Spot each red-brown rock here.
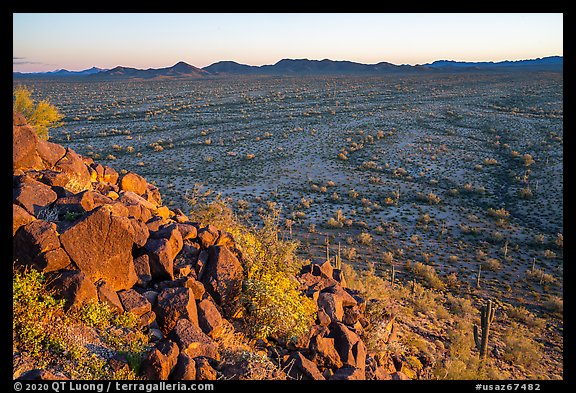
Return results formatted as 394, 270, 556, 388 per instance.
140, 340, 180, 380
134, 254, 152, 287
202, 246, 243, 317
317, 292, 344, 323
130, 217, 150, 247
168, 318, 219, 360
286, 352, 325, 380
36, 139, 67, 168
329, 366, 365, 380
13, 219, 70, 272
53, 190, 96, 215
310, 334, 343, 369
13, 203, 35, 235
171, 353, 196, 380
175, 223, 198, 241
13, 175, 58, 216
48, 270, 98, 311
53, 148, 92, 193
312, 260, 334, 279
197, 298, 224, 339
197, 225, 219, 249
119, 172, 148, 196
96, 281, 124, 313
328, 322, 366, 370
195, 357, 217, 380
59, 205, 138, 291
13, 113, 43, 171
155, 287, 199, 336
118, 289, 152, 317
144, 237, 176, 281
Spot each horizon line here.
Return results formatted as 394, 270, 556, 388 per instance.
13, 54, 563, 74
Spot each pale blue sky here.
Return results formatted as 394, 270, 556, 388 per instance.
13, 13, 563, 72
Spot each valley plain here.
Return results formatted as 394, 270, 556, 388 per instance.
16, 71, 563, 378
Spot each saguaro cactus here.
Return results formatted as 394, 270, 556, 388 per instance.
474, 299, 497, 359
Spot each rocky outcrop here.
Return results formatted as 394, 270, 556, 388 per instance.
12, 111, 405, 381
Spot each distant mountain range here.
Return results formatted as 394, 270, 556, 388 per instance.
13, 56, 562, 79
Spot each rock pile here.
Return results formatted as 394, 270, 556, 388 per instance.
12, 112, 409, 380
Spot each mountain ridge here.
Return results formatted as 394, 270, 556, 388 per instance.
13, 56, 563, 79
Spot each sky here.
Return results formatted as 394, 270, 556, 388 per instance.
13, 13, 563, 72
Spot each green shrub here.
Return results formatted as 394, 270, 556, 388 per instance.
13, 268, 65, 356
13, 85, 64, 140
188, 198, 316, 343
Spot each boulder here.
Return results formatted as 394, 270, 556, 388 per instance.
195, 357, 217, 381
119, 172, 148, 196
328, 322, 366, 370
175, 223, 197, 241
13, 203, 35, 235
202, 246, 243, 317
48, 270, 98, 311
119, 191, 156, 216
168, 318, 219, 360
13, 219, 70, 272
144, 237, 176, 281
317, 292, 344, 323
286, 352, 325, 380
317, 309, 331, 326
150, 224, 183, 257
53, 148, 92, 193
36, 139, 67, 169
140, 340, 180, 380
329, 366, 365, 380
155, 287, 199, 336
146, 216, 169, 232
311, 260, 334, 279
96, 281, 124, 313
197, 225, 219, 249
39, 170, 70, 188
171, 353, 196, 380
297, 272, 339, 293
118, 289, 152, 317
13, 175, 57, 216
134, 254, 152, 288
310, 334, 343, 369
140, 311, 157, 328
59, 205, 138, 291
156, 206, 171, 220
322, 285, 358, 307
195, 250, 209, 280
53, 190, 96, 215
343, 305, 362, 326
197, 298, 224, 338
13, 113, 43, 171
130, 217, 150, 247
214, 231, 235, 248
